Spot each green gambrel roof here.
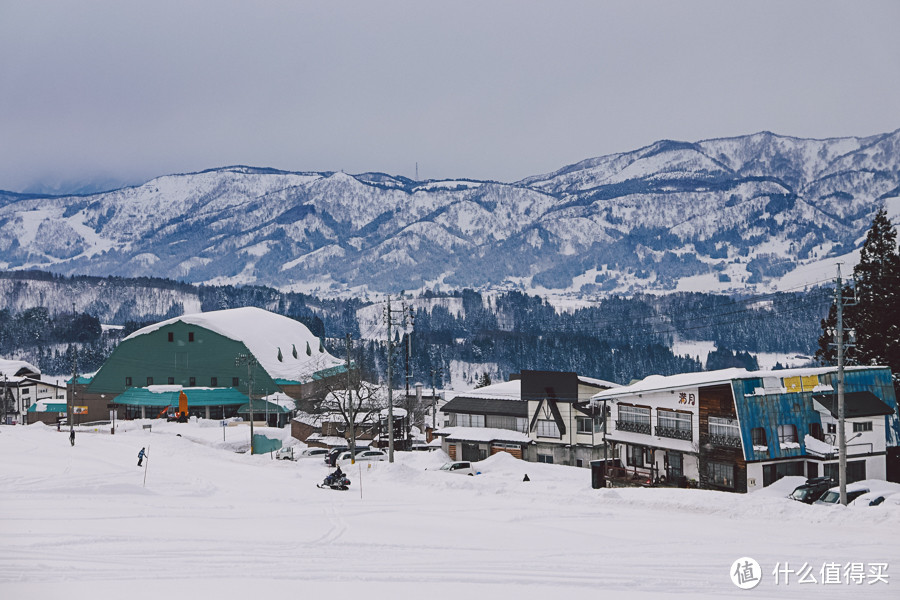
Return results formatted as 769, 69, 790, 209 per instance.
114, 387, 249, 407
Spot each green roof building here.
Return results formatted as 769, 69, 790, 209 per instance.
78, 307, 346, 421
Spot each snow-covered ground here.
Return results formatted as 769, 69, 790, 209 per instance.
1, 422, 898, 599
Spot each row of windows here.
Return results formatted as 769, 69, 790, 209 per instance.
448, 413, 529, 432
125, 376, 240, 388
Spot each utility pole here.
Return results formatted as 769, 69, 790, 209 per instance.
430, 366, 442, 430
386, 296, 395, 462
405, 333, 411, 401
235, 354, 257, 454
384, 296, 411, 462
346, 333, 356, 458
69, 301, 77, 446
70, 345, 77, 447
833, 264, 856, 506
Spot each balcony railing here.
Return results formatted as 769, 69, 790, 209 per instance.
656, 426, 692, 441
616, 419, 651, 435
709, 433, 742, 448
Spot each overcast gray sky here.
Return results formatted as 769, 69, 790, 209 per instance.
1, 0, 898, 193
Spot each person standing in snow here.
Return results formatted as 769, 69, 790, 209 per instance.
137, 447, 146, 467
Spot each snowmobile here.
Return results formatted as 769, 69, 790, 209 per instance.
318, 472, 351, 491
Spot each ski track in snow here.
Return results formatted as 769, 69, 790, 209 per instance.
1, 422, 897, 600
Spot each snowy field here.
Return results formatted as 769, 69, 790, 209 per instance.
2, 422, 898, 600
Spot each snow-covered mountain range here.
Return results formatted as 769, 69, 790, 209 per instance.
1, 130, 898, 295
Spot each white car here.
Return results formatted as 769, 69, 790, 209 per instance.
438, 461, 478, 476
813, 484, 870, 506
275, 446, 296, 460
298, 447, 329, 459
337, 449, 387, 466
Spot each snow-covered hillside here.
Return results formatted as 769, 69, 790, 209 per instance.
1, 130, 898, 295
1, 422, 897, 599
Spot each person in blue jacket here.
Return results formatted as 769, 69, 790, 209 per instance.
137, 447, 146, 467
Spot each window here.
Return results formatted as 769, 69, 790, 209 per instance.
486, 415, 525, 431
666, 451, 683, 478
707, 461, 735, 488
751, 427, 767, 446
576, 416, 594, 434
167, 377, 175, 385
537, 454, 554, 464
232, 377, 240, 387
709, 416, 741, 447
853, 421, 872, 433
188, 332, 195, 342
617, 404, 651, 434
537, 419, 561, 438
777, 424, 798, 444
763, 461, 804, 487
210, 377, 218, 387
189, 377, 196, 387
146, 377, 153, 386
168, 332, 174, 342
457, 413, 485, 428
824, 460, 866, 484
657, 409, 691, 440
125, 377, 132, 387
809, 422, 823, 441
626, 444, 645, 467
22, 388, 30, 395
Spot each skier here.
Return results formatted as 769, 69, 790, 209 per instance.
137, 447, 146, 467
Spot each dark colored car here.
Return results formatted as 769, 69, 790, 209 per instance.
789, 477, 834, 504
324, 445, 369, 467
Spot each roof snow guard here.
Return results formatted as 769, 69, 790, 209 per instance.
124, 307, 343, 383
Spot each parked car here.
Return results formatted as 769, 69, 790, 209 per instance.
324, 445, 369, 467
789, 477, 834, 504
438, 461, 477, 476
813, 484, 870, 506
337, 448, 387, 466
298, 447, 329, 459
275, 446, 295, 460
848, 489, 900, 507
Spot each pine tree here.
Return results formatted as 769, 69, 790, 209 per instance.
817, 207, 900, 391
853, 207, 900, 377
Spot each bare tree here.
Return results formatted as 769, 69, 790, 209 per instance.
318, 377, 387, 457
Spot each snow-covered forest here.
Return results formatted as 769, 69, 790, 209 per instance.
0, 271, 828, 383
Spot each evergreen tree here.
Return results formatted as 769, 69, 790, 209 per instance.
853, 207, 900, 378
816, 207, 900, 391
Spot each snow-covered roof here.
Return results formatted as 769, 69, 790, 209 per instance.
454, 380, 521, 401
0, 359, 40, 379
803, 434, 837, 457
577, 375, 620, 389
304, 434, 370, 448
262, 391, 297, 413
124, 307, 343, 381
591, 365, 881, 401
435, 426, 531, 444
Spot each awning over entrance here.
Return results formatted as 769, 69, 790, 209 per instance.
113, 387, 249, 408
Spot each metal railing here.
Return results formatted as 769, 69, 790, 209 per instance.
656, 425, 692, 441
616, 419, 651, 435
709, 433, 742, 448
